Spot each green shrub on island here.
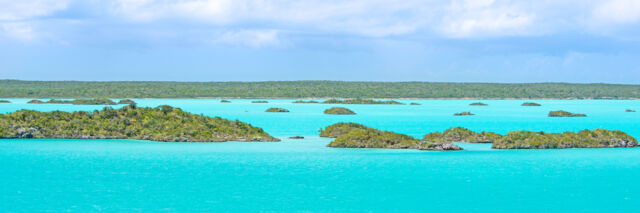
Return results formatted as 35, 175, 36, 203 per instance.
220, 100, 231, 103
265, 107, 289, 112
322, 99, 404, 105
0, 100, 10, 103
293, 100, 319, 104
522, 102, 541, 106
409, 102, 421, 105
454, 112, 474, 116
27, 98, 117, 105
324, 107, 356, 115
422, 127, 502, 143
320, 123, 462, 151
548, 110, 586, 117
492, 129, 638, 149
252, 100, 268, 103
0, 105, 279, 142
470, 102, 488, 106
117, 99, 136, 105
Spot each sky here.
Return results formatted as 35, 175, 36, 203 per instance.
1, 0, 640, 83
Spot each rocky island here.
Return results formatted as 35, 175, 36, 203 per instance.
470, 102, 488, 106
265, 107, 289, 112
220, 100, 231, 103
454, 112, 474, 116
293, 100, 319, 104
322, 99, 404, 105
0, 104, 279, 142
423, 127, 502, 143
26, 98, 133, 105
492, 129, 638, 149
548, 110, 586, 117
320, 123, 462, 151
324, 107, 356, 115
522, 102, 541, 106
409, 102, 421, 105
252, 100, 268, 103
0, 100, 10, 103
626, 109, 636, 112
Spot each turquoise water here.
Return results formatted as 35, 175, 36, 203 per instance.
1, 99, 640, 212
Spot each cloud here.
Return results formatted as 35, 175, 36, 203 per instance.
592, 0, 640, 24
0, 22, 37, 41
212, 29, 281, 47
0, 0, 70, 21
438, 0, 536, 38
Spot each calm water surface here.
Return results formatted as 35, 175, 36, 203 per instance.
1, 99, 639, 212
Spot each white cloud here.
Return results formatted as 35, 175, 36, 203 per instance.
439, 0, 536, 38
592, 0, 640, 24
212, 29, 281, 47
0, 0, 70, 21
0, 22, 37, 41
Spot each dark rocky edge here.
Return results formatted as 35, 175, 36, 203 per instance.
0, 104, 279, 142
423, 127, 501, 143
454, 112, 474, 116
409, 102, 421, 105
522, 102, 541, 106
117, 99, 136, 105
265, 107, 290, 112
27, 98, 123, 105
324, 107, 356, 115
322, 99, 404, 105
289, 136, 304, 139
220, 100, 231, 103
252, 100, 268, 103
626, 109, 636, 112
548, 110, 586, 117
320, 123, 462, 151
470, 102, 488, 106
492, 129, 638, 149
0, 100, 10, 103
293, 100, 319, 104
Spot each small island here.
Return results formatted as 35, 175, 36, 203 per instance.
423, 127, 501, 143
293, 100, 319, 104
492, 129, 638, 149
251, 100, 268, 103
320, 123, 462, 151
454, 112, 474, 116
409, 102, 421, 105
0, 104, 279, 142
220, 100, 231, 103
626, 109, 636, 112
0, 100, 10, 103
117, 99, 136, 105
289, 136, 304, 139
522, 102, 541, 106
265, 107, 289, 112
470, 102, 488, 106
322, 99, 404, 105
324, 107, 356, 115
26, 98, 122, 105
548, 110, 586, 117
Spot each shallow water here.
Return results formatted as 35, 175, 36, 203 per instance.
1, 99, 639, 212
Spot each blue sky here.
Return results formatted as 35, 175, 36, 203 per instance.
1, 0, 640, 83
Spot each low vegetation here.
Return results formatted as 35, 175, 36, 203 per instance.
26, 98, 122, 105
252, 100, 268, 103
320, 123, 462, 151
0, 100, 9, 103
548, 110, 586, 117
3, 80, 640, 99
0, 104, 279, 142
324, 107, 356, 115
117, 99, 136, 105
293, 100, 319, 104
265, 107, 289, 112
470, 102, 488, 106
220, 100, 231, 103
409, 102, 421, 105
493, 129, 638, 149
322, 99, 404, 105
522, 102, 541, 106
422, 127, 501, 143
454, 112, 474, 116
